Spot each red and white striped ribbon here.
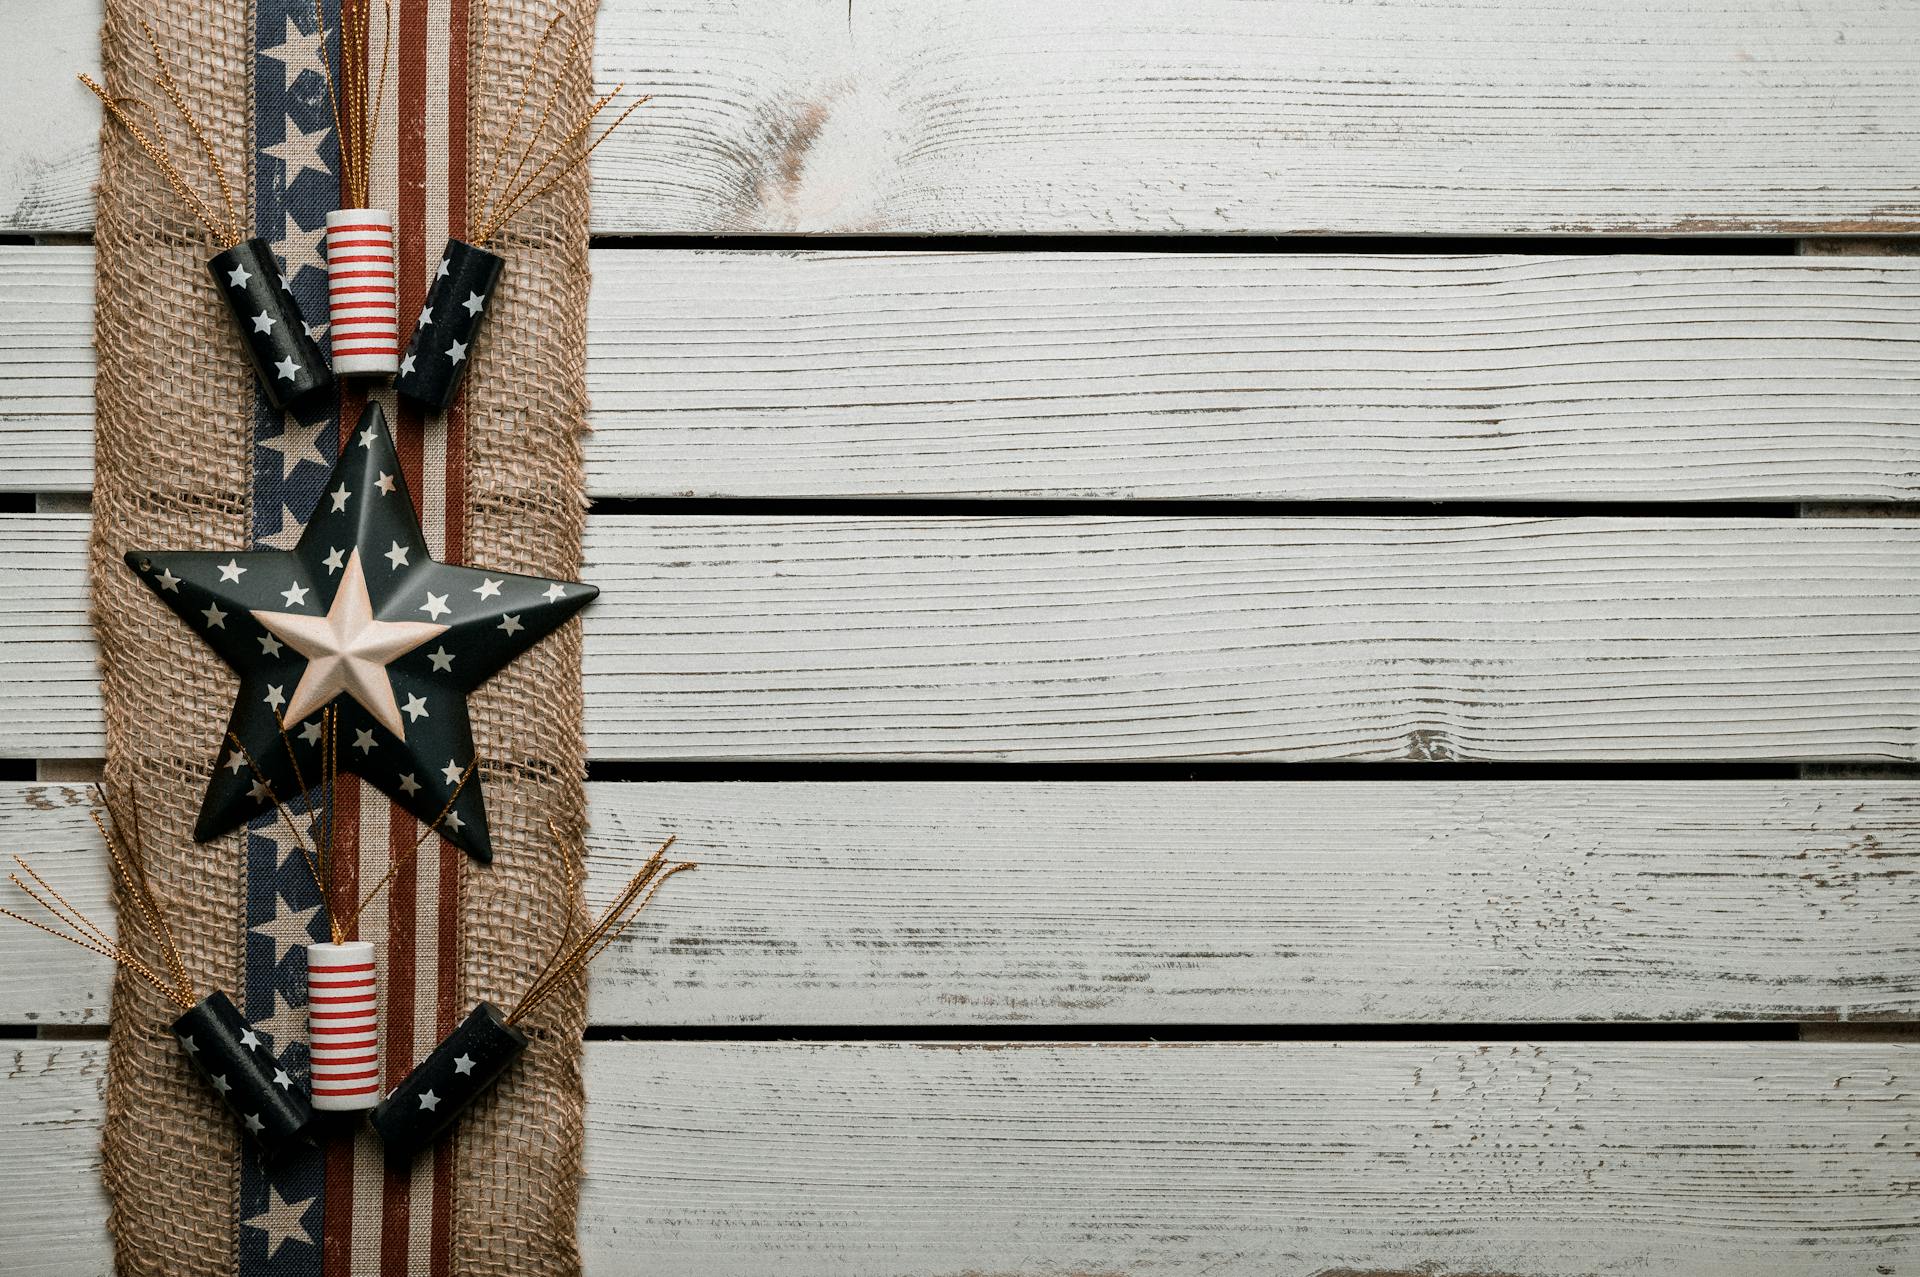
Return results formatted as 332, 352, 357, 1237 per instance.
306, 941, 381, 1111
326, 208, 401, 374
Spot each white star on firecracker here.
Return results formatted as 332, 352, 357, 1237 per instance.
417, 305, 433, 327
274, 355, 301, 382
227, 263, 252, 288
462, 291, 486, 316
180, 1034, 198, 1053
240, 1028, 262, 1051
447, 339, 468, 365
399, 353, 416, 375
266, 119, 333, 184
244, 1112, 265, 1133
273, 1069, 294, 1090
453, 1054, 475, 1076
436, 257, 451, 279
126, 404, 598, 861
219, 559, 246, 583
252, 311, 276, 335
419, 1089, 441, 1111
243, 1183, 316, 1259
212, 1073, 232, 1094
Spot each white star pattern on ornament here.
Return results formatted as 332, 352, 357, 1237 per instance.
443, 810, 465, 833
441, 759, 466, 787
402, 693, 429, 723
240, 1028, 262, 1051
376, 472, 397, 496
462, 291, 486, 316
299, 719, 324, 745
453, 1054, 475, 1075
243, 1183, 316, 1260
330, 484, 351, 512
248, 778, 272, 803
259, 634, 284, 657
447, 339, 468, 365
225, 751, 249, 775
436, 257, 451, 279
274, 354, 301, 382
264, 685, 286, 711
421, 592, 450, 620
266, 119, 333, 184
475, 577, 502, 599
323, 547, 345, 574
202, 603, 228, 629
419, 1089, 441, 1111
397, 773, 420, 796
251, 550, 449, 737
281, 582, 310, 607
385, 541, 411, 570
498, 614, 523, 636
156, 567, 180, 592
543, 583, 566, 603
212, 1073, 232, 1094
359, 424, 380, 449
428, 646, 454, 672
219, 559, 247, 582
400, 353, 416, 375
227, 263, 252, 288
252, 311, 277, 335
353, 728, 377, 754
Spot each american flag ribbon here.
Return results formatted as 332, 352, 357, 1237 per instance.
247, 0, 470, 1271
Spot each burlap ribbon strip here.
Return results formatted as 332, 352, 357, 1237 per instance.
91, 3, 595, 1273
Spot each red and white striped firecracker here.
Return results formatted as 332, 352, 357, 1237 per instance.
325, 208, 400, 375
306, 940, 380, 1111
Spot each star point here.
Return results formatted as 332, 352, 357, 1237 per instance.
156, 567, 180, 592
219, 558, 246, 583
251, 311, 277, 335
376, 472, 397, 496
280, 582, 310, 607
453, 1054, 475, 1075
202, 602, 228, 630
274, 354, 301, 382
385, 541, 411, 570
462, 291, 486, 316
322, 547, 345, 574
353, 728, 377, 754
330, 483, 351, 512
419, 1089, 441, 1111
447, 339, 468, 365
401, 693, 429, 723
475, 577, 502, 599
226, 263, 252, 288
420, 592, 450, 620
427, 646, 454, 672
498, 614, 523, 636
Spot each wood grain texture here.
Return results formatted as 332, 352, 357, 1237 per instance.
9, 1, 1920, 234
15, 247, 1920, 499
5, 1040, 1917, 1276
5, 780, 1918, 1026
9, 514, 1920, 761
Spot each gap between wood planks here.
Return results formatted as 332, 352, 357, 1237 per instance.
7, 233, 1912, 1049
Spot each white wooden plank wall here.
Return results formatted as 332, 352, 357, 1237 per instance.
1, 1, 1916, 1273
7, 0, 1920, 234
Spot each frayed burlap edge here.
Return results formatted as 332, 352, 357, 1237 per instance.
91, 3, 255, 1275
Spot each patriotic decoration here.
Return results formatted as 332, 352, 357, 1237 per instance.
123, 401, 598, 863
325, 210, 402, 374
369, 1001, 527, 1161
305, 941, 381, 1111
210, 240, 336, 409
174, 990, 316, 1153
396, 238, 502, 411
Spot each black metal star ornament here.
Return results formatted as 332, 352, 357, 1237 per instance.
124, 402, 596, 862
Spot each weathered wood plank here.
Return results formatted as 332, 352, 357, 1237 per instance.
10, 0, 1920, 235
5, 1040, 1917, 1275
5, 780, 1917, 1026
15, 247, 1920, 500
8, 514, 1920, 761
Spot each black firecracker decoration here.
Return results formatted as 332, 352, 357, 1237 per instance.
123, 401, 598, 861
369, 1001, 528, 1162
173, 990, 314, 1156
396, 238, 503, 412
208, 239, 334, 409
